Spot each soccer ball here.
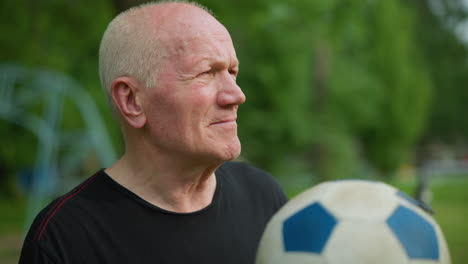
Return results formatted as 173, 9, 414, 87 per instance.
256, 180, 451, 264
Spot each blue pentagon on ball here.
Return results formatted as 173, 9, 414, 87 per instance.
386, 205, 439, 260
282, 202, 337, 253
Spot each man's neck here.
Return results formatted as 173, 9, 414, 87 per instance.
105, 152, 220, 213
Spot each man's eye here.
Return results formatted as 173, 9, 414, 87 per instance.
198, 71, 212, 78
229, 70, 238, 79
199, 70, 212, 76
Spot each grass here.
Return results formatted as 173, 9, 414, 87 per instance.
429, 179, 468, 264
0, 198, 26, 235
0, 198, 26, 264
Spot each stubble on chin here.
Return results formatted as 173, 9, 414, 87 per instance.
222, 137, 242, 161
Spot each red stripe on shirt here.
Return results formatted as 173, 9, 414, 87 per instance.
33, 195, 66, 240
36, 173, 99, 241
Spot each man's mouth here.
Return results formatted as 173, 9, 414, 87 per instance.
210, 117, 237, 126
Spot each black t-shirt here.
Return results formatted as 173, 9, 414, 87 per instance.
19, 161, 288, 264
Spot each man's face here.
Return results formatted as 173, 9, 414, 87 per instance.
140, 16, 246, 163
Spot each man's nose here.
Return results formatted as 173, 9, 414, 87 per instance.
216, 71, 246, 107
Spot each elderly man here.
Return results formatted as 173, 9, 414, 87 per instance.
19, 1, 287, 264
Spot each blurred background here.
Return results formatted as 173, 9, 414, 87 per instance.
1, 0, 468, 263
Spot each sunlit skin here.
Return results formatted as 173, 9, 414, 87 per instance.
105, 3, 245, 213
145, 18, 244, 164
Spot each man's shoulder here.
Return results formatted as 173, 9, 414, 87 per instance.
24, 171, 106, 243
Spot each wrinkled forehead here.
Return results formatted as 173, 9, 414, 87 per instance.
163, 11, 234, 54
151, 4, 230, 43
167, 30, 235, 58
161, 19, 237, 71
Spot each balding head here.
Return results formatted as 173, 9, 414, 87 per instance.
98, 1, 217, 108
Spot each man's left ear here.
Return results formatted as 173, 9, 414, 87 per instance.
110, 77, 147, 128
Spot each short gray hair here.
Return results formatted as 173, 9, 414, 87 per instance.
98, 0, 213, 109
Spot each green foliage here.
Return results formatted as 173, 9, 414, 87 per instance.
409, 0, 468, 143
200, 0, 434, 180
2, 0, 468, 193
0, 0, 122, 193
200, 0, 319, 171
363, 1, 432, 173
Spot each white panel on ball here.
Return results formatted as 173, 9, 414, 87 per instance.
321, 181, 399, 221
324, 221, 407, 264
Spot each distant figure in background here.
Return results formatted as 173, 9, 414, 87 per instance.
19, 1, 287, 264
415, 171, 432, 206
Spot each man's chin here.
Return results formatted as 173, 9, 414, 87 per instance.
200, 138, 241, 162
221, 142, 241, 161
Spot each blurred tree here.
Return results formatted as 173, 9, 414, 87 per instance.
409, 0, 468, 152
2, 0, 468, 197
358, 0, 432, 174
0, 0, 119, 196
199, 0, 322, 180
111, 0, 146, 12
201, 0, 433, 180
